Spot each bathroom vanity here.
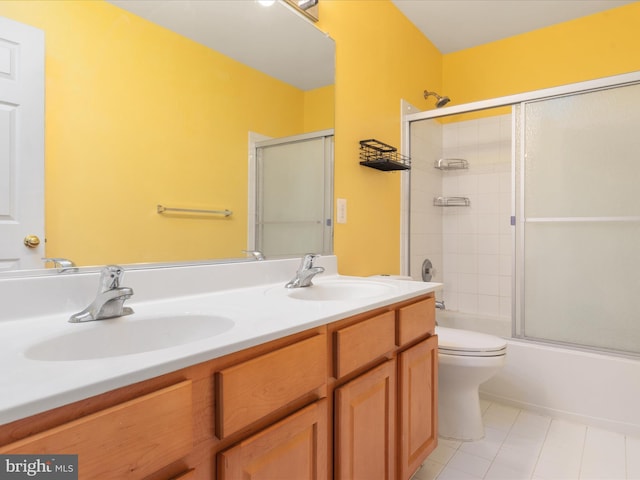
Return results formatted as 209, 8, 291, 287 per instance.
0, 257, 440, 479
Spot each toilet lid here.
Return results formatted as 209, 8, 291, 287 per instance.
436, 326, 507, 357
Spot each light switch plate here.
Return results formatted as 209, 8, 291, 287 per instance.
337, 198, 347, 224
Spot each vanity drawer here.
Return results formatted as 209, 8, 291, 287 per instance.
216, 333, 327, 438
334, 311, 395, 378
0, 381, 193, 480
397, 296, 435, 346
218, 399, 328, 480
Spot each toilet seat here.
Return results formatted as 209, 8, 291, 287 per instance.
436, 326, 507, 357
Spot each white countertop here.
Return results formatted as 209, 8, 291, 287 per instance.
0, 256, 440, 426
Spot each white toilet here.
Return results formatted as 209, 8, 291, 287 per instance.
436, 325, 507, 441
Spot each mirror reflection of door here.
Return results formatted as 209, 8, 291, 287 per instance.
0, 18, 45, 271
254, 131, 333, 258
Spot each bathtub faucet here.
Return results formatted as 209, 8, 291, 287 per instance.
435, 300, 446, 310
285, 254, 325, 288
69, 265, 134, 323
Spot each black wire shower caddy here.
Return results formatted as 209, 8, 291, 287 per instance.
359, 139, 411, 171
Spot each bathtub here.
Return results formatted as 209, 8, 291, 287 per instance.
437, 310, 640, 437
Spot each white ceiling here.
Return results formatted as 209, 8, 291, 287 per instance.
391, 0, 635, 54
107, 0, 334, 91
106, 0, 633, 90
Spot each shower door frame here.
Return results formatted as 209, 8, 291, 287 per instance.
248, 129, 334, 258
401, 70, 640, 343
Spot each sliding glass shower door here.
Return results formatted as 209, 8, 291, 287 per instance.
255, 132, 334, 258
515, 82, 640, 354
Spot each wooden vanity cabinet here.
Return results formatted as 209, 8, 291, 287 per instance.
332, 293, 438, 480
0, 327, 327, 480
0, 294, 437, 480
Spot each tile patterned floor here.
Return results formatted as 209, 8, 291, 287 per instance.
413, 400, 640, 480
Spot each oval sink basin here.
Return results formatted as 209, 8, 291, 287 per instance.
25, 314, 235, 361
284, 280, 394, 301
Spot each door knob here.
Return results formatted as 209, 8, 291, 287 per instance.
24, 235, 41, 248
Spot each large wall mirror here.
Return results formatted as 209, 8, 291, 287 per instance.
0, 0, 335, 275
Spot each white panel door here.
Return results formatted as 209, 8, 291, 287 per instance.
0, 17, 45, 271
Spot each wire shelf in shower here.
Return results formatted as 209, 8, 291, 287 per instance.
434, 158, 469, 170
433, 196, 471, 207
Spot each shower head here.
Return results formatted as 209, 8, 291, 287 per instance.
424, 90, 451, 108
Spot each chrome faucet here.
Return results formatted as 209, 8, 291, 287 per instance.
243, 250, 265, 261
43, 257, 78, 273
285, 254, 325, 288
69, 265, 134, 323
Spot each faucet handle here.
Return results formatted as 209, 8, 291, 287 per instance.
99, 265, 126, 292
300, 253, 320, 269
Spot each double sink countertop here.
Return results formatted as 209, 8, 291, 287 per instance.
0, 256, 440, 425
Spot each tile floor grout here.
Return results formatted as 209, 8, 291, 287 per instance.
412, 399, 640, 480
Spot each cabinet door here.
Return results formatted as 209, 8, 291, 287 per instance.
218, 400, 327, 480
398, 335, 438, 480
335, 360, 396, 480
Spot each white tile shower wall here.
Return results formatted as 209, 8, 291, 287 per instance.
409, 119, 443, 284
439, 114, 512, 319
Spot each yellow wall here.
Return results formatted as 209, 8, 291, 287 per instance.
0, 1, 326, 266
5, 0, 639, 275
317, 0, 442, 275
304, 84, 335, 132
443, 2, 640, 104
322, 0, 640, 275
